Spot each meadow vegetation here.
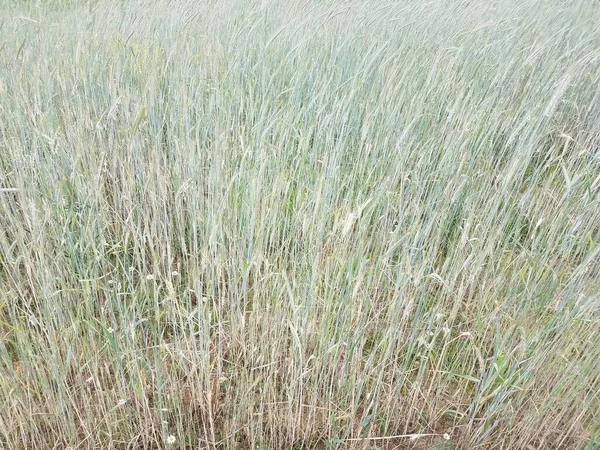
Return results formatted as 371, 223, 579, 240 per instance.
1, 0, 599, 449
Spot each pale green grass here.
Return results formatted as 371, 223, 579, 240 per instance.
0, 0, 599, 449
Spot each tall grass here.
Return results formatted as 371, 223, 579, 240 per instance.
1, 0, 599, 449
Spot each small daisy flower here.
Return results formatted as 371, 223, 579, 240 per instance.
146, 274, 155, 281
107, 327, 114, 333
166, 434, 176, 445
443, 433, 451, 440
171, 270, 179, 277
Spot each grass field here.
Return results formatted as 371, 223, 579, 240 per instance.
1, 0, 600, 449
